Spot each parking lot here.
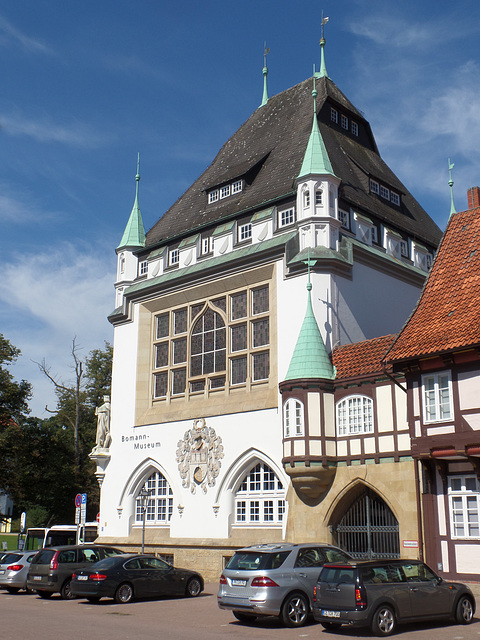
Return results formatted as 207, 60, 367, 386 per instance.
1, 583, 480, 640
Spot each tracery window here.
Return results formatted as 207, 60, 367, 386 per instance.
153, 285, 269, 399
135, 472, 173, 525
235, 463, 286, 526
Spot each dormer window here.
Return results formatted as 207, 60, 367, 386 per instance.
330, 108, 338, 124
208, 190, 219, 204
201, 236, 213, 255
351, 121, 358, 136
370, 179, 379, 195
390, 191, 400, 206
238, 222, 252, 242
220, 185, 231, 199
338, 209, 349, 230
380, 185, 390, 201
279, 207, 295, 228
139, 260, 148, 276
169, 248, 179, 266
232, 180, 243, 194
341, 114, 348, 130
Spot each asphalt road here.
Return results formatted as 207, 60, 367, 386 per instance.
1, 584, 479, 640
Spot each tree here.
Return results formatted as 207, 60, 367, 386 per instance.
0, 334, 31, 429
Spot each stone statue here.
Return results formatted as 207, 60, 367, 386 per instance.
93, 395, 111, 451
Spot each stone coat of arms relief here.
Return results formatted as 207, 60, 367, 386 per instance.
176, 418, 224, 494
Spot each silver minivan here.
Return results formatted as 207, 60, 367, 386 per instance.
217, 543, 351, 627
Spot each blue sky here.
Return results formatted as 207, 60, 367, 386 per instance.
1, 0, 479, 416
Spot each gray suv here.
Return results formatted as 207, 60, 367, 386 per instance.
217, 543, 351, 627
27, 544, 124, 599
312, 559, 475, 636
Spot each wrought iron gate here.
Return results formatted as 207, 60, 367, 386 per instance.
335, 488, 400, 559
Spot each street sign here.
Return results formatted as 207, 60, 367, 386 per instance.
20, 511, 27, 533
80, 493, 87, 524
75, 493, 82, 508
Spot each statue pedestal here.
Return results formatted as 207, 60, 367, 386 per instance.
89, 448, 111, 487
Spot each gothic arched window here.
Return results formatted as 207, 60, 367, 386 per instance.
235, 463, 286, 525
190, 307, 226, 378
135, 471, 173, 525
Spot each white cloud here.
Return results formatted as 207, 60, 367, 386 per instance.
0, 190, 50, 224
0, 243, 115, 416
0, 14, 52, 55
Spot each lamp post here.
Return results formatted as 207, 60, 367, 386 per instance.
139, 487, 149, 553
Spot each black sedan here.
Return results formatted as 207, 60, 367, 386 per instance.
71, 553, 203, 603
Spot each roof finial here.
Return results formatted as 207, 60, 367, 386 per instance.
117, 153, 146, 250
305, 248, 315, 292
319, 12, 329, 79
260, 43, 270, 108
312, 69, 317, 115
448, 158, 456, 218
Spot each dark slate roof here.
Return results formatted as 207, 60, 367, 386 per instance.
145, 75, 443, 250
385, 197, 480, 363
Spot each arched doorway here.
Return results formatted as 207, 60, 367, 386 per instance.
333, 488, 399, 559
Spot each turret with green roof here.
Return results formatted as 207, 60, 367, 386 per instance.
117, 154, 146, 250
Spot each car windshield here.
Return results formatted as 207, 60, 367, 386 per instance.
319, 566, 355, 584
0, 553, 22, 565
30, 549, 55, 565
226, 550, 291, 571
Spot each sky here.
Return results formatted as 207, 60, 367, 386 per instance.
1, 0, 479, 417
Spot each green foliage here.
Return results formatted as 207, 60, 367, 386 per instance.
0, 339, 112, 524
0, 334, 31, 429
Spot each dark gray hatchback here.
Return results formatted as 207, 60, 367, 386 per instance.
27, 544, 124, 599
312, 559, 475, 636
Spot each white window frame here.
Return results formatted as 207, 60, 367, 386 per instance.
330, 108, 338, 124
315, 190, 323, 206
380, 185, 390, 201
422, 371, 453, 423
304, 190, 310, 208
370, 179, 379, 195
234, 462, 286, 527
232, 180, 243, 194
400, 240, 408, 257
278, 207, 295, 228
283, 398, 304, 437
135, 472, 173, 526
201, 237, 213, 255
208, 190, 219, 204
448, 475, 480, 539
336, 395, 374, 436
351, 121, 358, 136
390, 191, 400, 206
341, 114, 349, 130
238, 222, 252, 242
220, 185, 231, 199
169, 248, 179, 266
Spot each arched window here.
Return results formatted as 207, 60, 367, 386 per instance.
135, 471, 173, 525
283, 398, 304, 437
315, 189, 323, 206
235, 463, 286, 526
119, 253, 125, 274
190, 307, 226, 379
303, 190, 310, 208
336, 395, 373, 435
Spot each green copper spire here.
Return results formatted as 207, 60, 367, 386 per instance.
284, 258, 336, 381
448, 158, 457, 218
319, 13, 329, 79
117, 153, 146, 250
297, 74, 336, 179
260, 43, 269, 108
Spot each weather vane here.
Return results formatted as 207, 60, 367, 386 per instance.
264, 42, 270, 66
320, 11, 329, 42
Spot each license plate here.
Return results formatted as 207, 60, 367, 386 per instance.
77, 575, 88, 581
231, 579, 247, 587
322, 610, 340, 618
33, 576, 42, 581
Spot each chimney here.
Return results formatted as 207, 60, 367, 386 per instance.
467, 187, 480, 210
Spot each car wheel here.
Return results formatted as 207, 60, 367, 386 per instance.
87, 597, 101, 604
321, 622, 342, 631
37, 590, 53, 599
232, 611, 257, 623
60, 579, 76, 600
371, 605, 396, 637
280, 592, 309, 627
185, 576, 202, 597
115, 582, 134, 604
6, 587, 20, 594
455, 596, 474, 624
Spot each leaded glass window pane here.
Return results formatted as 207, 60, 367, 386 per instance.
252, 318, 269, 347
173, 339, 187, 364
174, 308, 187, 334
231, 324, 247, 351
252, 286, 269, 315
156, 313, 169, 339
172, 368, 186, 395
231, 357, 247, 384
231, 291, 247, 320
155, 342, 168, 368
252, 351, 269, 381
154, 372, 168, 398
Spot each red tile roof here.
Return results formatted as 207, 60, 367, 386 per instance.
332, 334, 397, 380
385, 202, 480, 363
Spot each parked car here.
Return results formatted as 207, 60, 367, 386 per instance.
0, 550, 37, 593
71, 553, 204, 603
217, 542, 352, 627
312, 558, 475, 636
27, 544, 124, 599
